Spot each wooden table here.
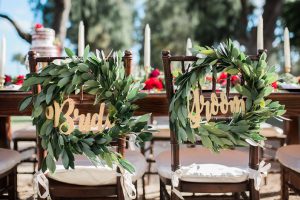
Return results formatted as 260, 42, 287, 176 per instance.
0, 91, 299, 148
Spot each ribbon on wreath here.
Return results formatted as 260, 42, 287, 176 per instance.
128, 134, 137, 151
33, 170, 51, 200
117, 167, 137, 200
248, 160, 271, 190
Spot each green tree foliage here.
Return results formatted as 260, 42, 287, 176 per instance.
67, 0, 135, 52
30, 0, 135, 52
282, 0, 300, 47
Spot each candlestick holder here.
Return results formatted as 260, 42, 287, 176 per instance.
0, 76, 5, 89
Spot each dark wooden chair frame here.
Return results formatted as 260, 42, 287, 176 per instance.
280, 163, 300, 199
13, 136, 37, 175
28, 50, 137, 200
0, 166, 17, 200
161, 50, 261, 200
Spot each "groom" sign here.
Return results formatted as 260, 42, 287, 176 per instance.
187, 89, 246, 128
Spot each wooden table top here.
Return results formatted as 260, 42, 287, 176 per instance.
0, 90, 299, 117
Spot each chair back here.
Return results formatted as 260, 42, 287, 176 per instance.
162, 50, 260, 172
28, 50, 132, 169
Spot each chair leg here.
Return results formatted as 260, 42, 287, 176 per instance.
142, 174, 146, 200
281, 166, 289, 200
13, 140, 18, 151
249, 179, 259, 200
8, 167, 17, 200
147, 140, 154, 183
233, 192, 240, 200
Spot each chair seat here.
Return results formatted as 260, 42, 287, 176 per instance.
47, 150, 147, 186
12, 126, 36, 140
0, 148, 21, 175
276, 145, 300, 173
156, 147, 249, 183
151, 124, 170, 138
260, 125, 285, 138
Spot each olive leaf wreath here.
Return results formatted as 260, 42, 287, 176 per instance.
170, 39, 286, 152
20, 46, 153, 173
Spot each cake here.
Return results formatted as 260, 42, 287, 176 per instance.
30, 27, 58, 57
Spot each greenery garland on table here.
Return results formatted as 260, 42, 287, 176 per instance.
19, 46, 153, 173
170, 39, 286, 152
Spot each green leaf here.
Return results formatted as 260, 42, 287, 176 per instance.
40, 120, 53, 136
19, 96, 32, 111
78, 63, 89, 72
62, 149, 69, 169
119, 158, 135, 173
57, 77, 70, 88
65, 47, 75, 57
46, 154, 56, 173
84, 80, 98, 87
46, 85, 56, 104
201, 135, 213, 149
83, 45, 90, 62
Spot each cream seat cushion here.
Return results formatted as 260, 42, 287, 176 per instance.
47, 150, 147, 186
0, 148, 21, 174
260, 123, 285, 138
156, 147, 249, 183
276, 145, 300, 173
12, 125, 36, 140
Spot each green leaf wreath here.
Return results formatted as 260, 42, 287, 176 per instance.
170, 39, 286, 152
20, 46, 153, 173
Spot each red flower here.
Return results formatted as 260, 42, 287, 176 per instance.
4, 75, 12, 83
15, 75, 24, 85
217, 72, 227, 83
271, 81, 278, 89
150, 68, 160, 78
35, 23, 43, 29
144, 77, 163, 90
230, 75, 240, 85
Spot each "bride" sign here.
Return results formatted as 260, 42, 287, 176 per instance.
188, 89, 245, 128
45, 98, 112, 135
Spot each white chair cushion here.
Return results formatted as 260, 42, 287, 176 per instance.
156, 147, 249, 183
276, 145, 300, 173
47, 150, 147, 186
12, 126, 36, 140
0, 148, 21, 174
260, 123, 285, 138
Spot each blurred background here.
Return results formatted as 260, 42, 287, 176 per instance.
0, 0, 299, 76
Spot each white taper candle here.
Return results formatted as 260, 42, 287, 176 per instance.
144, 24, 151, 67
186, 38, 192, 56
78, 21, 85, 57
284, 27, 291, 73
0, 36, 6, 79
257, 15, 264, 51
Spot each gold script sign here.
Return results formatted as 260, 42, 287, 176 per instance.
188, 89, 245, 128
45, 98, 112, 135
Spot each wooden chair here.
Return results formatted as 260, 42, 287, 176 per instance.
260, 123, 286, 171
12, 126, 37, 174
159, 50, 261, 200
28, 50, 147, 200
276, 145, 300, 200
0, 148, 21, 200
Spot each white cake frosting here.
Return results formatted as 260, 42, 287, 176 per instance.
30, 28, 58, 57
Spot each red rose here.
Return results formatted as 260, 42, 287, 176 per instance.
271, 81, 278, 89
4, 75, 12, 83
144, 77, 163, 90
35, 23, 43, 29
15, 75, 25, 85
230, 75, 240, 85
150, 69, 160, 78
217, 72, 227, 86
